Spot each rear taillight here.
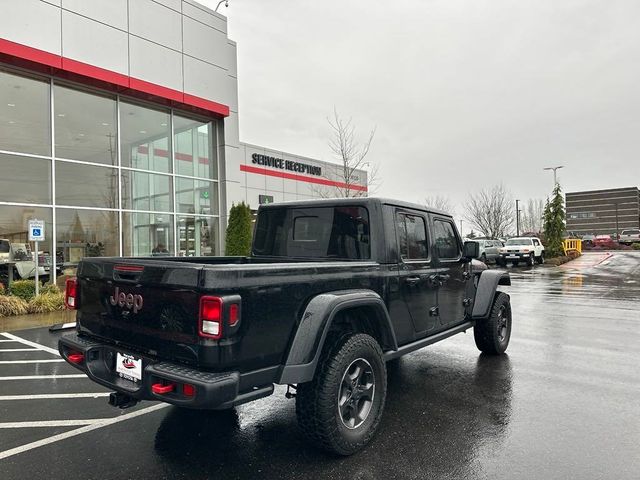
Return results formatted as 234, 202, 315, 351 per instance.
199, 296, 223, 339
65, 278, 78, 309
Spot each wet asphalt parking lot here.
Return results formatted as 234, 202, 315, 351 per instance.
1, 251, 639, 479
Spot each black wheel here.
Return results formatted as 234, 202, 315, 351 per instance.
526, 253, 535, 267
480, 253, 487, 264
474, 292, 512, 355
536, 252, 545, 264
296, 333, 387, 456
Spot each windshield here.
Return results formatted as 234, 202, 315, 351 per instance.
622, 230, 639, 235
0, 240, 9, 254
506, 238, 533, 246
253, 206, 371, 260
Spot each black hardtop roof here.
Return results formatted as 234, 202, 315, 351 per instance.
257, 197, 451, 218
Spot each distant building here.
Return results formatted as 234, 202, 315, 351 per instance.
566, 187, 640, 236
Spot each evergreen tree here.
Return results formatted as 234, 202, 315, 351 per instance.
543, 183, 566, 257
225, 202, 253, 256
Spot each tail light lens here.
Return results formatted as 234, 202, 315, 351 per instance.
65, 278, 78, 309
199, 296, 223, 339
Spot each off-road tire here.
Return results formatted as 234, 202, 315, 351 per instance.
480, 253, 487, 264
296, 333, 387, 456
474, 292, 512, 355
536, 252, 545, 264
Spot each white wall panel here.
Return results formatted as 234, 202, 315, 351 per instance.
62, 0, 127, 31
129, 36, 183, 91
183, 1, 227, 33
154, 0, 182, 13
224, 181, 245, 209
183, 17, 228, 69
1, 0, 61, 55
245, 189, 263, 210
223, 145, 242, 183
129, 0, 182, 51
62, 11, 128, 74
225, 41, 238, 78
41, 0, 61, 7
223, 111, 240, 149
183, 56, 229, 105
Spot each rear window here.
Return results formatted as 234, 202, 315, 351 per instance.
506, 238, 533, 246
253, 206, 370, 260
0, 240, 9, 253
622, 230, 640, 235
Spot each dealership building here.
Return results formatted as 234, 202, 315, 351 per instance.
566, 187, 640, 236
0, 0, 367, 270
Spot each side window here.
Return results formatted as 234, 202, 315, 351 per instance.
433, 220, 460, 260
396, 213, 428, 260
533, 239, 540, 246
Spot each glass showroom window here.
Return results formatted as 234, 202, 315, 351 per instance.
0, 153, 51, 204
121, 170, 172, 212
0, 69, 50, 156
175, 177, 219, 215
122, 212, 174, 257
120, 101, 171, 173
178, 215, 219, 257
54, 85, 117, 165
174, 115, 216, 179
56, 208, 119, 264
56, 161, 118, 209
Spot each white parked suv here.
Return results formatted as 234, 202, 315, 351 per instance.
497, 237, 545, 267
619, 229, 640, 246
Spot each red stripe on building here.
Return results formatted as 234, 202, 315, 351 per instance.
240, 164, 368, 192
0, 38, 230, 118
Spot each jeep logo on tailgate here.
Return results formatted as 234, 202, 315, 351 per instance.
109, 287, 143, 313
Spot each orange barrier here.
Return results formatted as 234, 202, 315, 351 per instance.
563, 239, 582, 255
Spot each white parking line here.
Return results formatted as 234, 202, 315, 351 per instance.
0, 393, 110, 401
0, 339, 16, 342
0, 374, 87, 381
0, 419, 103, 428
0, 332, 60, 356
0, 359, 65, 364
0, 348, 40, 353
0, 403, 170, 460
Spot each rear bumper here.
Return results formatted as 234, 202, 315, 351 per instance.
59, 334, 240, 409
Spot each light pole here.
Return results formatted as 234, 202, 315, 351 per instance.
215, 0, 229, 12
543, 166, 564, 187
515, 199, 520, 236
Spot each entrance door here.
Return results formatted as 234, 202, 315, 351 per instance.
396, 211, 439, 336
431, 217, 467, 329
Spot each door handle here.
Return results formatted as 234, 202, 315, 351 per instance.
405, 276, 421, 286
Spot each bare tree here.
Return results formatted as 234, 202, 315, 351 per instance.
423, 195, 455, 214
319, 108, 378, 197
520, 199, 544, 234
463, 184, 514, 238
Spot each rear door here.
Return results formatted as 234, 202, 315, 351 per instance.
431, 217, 467, 330
395, 210, 439, 336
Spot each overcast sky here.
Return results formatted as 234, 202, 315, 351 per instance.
199, 0, 640, 215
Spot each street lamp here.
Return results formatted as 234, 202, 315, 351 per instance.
543, 166, 564, 187
215, 0, 229, 12
515, 199, 520, 236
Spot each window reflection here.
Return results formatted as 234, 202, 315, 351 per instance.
56, 161, 118, 209
121, 170, 172, 212
120, 101, 171, 173
0, 70, 50, 156
174, 115, 215, 179
178, 215, 218, 256
0, 153, 51, 204
175, 177, 218, 215
123, 212, 173, 257
54, 85, 117, 164
56, 208, 119, 264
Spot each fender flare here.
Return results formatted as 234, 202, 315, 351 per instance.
472, 270, 511, 319
278, 290, 398, 385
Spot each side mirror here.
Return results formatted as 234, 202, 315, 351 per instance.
463, 241, 479, 260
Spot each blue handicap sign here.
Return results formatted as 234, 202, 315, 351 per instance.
32, 228, 41, 237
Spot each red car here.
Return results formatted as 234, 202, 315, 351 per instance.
594, 235, 615, 248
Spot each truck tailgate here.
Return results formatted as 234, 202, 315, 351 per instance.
76, 259, 202, 364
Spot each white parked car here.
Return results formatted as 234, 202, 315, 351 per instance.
619, 229, 640, 246
497, 237, 545, 267
0, 239, 49, 280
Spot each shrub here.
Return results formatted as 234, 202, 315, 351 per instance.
27, 292, 65, 314
0, 295, 29, 317
632, 243, 640, 250
10, 279, 37, 302
225, 202, 253, 256
0, 282, 5, 296
41, 283, 61, 295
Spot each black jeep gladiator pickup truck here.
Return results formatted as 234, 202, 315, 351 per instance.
59, 197, 511, 455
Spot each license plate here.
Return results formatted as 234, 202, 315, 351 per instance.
116, 352, 142, 383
